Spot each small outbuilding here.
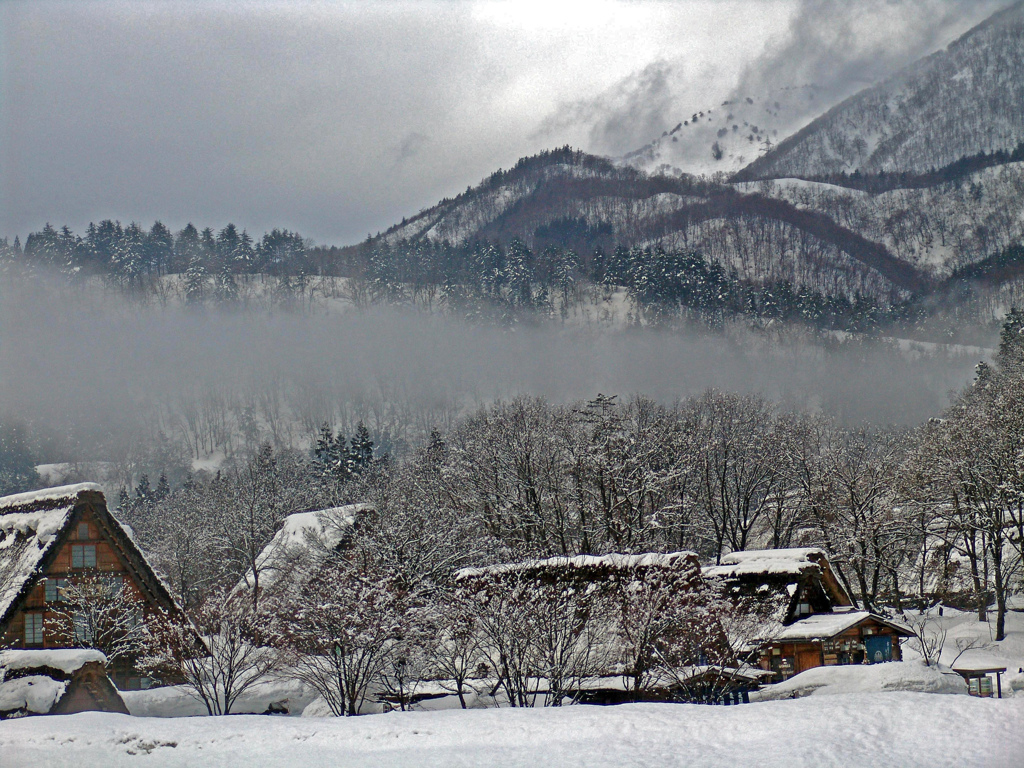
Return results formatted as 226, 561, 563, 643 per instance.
762, 610, 914, 679
953, 665, 1007, 698
0, 649, 129, 719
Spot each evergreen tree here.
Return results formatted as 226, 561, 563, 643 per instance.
174, 224, 203, 273
155, 472, 171, 501
350, 422, 374, 470
147, 221, 175, 275
135, 473, 152, 503
184, 256, 208, 304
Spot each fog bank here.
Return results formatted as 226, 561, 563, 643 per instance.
0, 279, 985, 467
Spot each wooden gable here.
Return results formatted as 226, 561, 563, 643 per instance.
0, 485, 184, 689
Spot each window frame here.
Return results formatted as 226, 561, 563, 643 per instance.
73, 612, 94, 644
44, 577, 68, 603
24, 612, 44, 645
71, 543, 97, 569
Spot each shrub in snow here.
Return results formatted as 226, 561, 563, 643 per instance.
278, 564, 416, 717
44, 572, 151, 665
141, 591, 284, 716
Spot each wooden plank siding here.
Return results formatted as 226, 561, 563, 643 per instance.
1, 496, 181, 690
760, 617, 907, 680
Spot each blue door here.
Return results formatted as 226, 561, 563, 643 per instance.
865, 635, 892, 663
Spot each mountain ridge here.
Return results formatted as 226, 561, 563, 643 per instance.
734, 0, 1024, 181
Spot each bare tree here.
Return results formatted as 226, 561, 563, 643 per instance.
692, 391, 794, 561
142, 593, 282, 716
281, 563, 406, 716
428, 594, 486, 709
46, 573, 151, 665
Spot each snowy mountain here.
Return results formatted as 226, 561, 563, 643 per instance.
735, 1, 1024, 181
618, 85, 824, 179
370, 3, 1024, 311
376, 148, 924, 302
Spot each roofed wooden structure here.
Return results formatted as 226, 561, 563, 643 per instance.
0, 649, 129, 718
703, 548, 910, 681
0, 484, 185, 689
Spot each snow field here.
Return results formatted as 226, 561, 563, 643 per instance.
1, 693, 1021, 768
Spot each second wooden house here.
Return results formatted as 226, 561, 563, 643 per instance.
704, 548, 913, 681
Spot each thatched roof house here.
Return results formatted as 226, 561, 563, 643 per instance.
230, 504, 372, 612
704, 549, 910, 680
0, 484, 185, 689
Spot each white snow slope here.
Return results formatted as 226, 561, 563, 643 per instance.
1, 693, 1021, 767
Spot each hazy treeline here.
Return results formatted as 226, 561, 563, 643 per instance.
0, 218, 978, 342
0, 272, 983, 498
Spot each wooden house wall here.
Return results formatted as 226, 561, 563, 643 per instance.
1, 505, 158, 689
760, 618, 906, 679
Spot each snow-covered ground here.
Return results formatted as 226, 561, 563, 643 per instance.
1, 693, 1021, 767
753, 660, 967, 700
900, 606, 1024, 694
121, 677, 320, 718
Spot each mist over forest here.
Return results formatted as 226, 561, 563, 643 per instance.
1, 272, 983, 480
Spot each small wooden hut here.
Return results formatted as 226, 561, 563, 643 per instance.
763, 610, 914, 679
0, 649, 129, 719
704, 548, 911, 680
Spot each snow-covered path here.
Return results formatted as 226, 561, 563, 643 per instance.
1, 693, 1021, 768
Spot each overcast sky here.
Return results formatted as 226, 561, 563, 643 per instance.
0, 0, 1009, 246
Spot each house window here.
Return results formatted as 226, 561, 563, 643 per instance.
77, 523, 90, 540
24, 613, 44, 645
797, 602, 811, 616
102, 574, 124, 596
73, 613, 94, 644
71, 544, 97, 569
44, 578, 68, 603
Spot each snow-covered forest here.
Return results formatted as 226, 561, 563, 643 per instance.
89, 310, 1022, 673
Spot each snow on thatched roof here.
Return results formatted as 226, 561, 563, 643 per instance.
0, 483, 182, 636
455, 551, 701, 582
234, 504, 371, 601
0, 484, 105, 625
702, 548, 828, 580
0, 675, 68, 717
0, 649, 107, 677
0, 483, 103, 514
773, 611, 913, 642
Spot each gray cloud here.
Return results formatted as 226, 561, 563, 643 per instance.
395, 132, 431, 166
0, 1, 1012, 247
732, 0, 1013, 128
536, 60, 679, 156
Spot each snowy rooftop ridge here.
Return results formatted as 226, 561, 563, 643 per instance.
236, 504, 371, 595
703, 548, 827, 580
0, 483, 102, 514
774, 611, 913, 641
0, 649, 107, 676
455, 551, 699, 581
0, 505, 79, 625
